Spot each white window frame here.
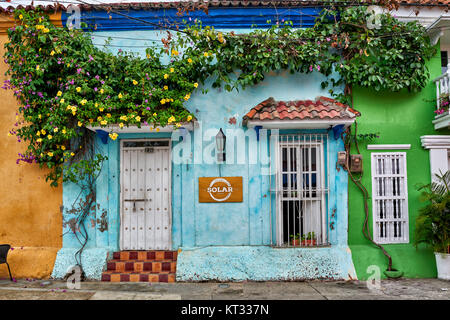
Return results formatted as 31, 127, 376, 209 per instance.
371, 152, 409, 244
275, 134, 329, 247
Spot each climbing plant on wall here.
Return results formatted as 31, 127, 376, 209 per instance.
4, 6, 435, 186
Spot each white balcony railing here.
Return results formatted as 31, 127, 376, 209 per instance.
432, 68, 450, 130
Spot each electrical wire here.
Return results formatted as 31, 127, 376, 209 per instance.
342, 110, 394, 272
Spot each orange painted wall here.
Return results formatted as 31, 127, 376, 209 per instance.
0, 12, 63, 279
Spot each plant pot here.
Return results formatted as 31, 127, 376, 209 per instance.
300, 239, 317, 246
291, 239, 300, 246
435, 252, 450, 280
383, 269, 404, 279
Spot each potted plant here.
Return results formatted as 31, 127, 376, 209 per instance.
290, 233, 300, 246
415, 171, 450, 280
301, 232, 317, 246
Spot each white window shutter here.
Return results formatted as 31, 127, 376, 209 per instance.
371, 152, 409, 244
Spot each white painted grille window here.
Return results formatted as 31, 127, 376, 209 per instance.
275, 134, 329, 246
371, 152, 409, 244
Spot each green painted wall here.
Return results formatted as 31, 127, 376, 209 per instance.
348, 46, 450, 280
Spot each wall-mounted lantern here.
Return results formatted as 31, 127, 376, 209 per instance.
216, 128, 226, 163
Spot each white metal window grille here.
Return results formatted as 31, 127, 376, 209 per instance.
371, 152, 409, 244
275, 134, 329, 247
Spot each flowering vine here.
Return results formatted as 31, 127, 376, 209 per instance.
4, 6, 435, 186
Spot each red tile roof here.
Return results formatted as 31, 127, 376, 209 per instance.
243, 96, 360, 124
1, 0, 449, 13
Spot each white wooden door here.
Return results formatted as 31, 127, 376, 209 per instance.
120, 140, 171, 250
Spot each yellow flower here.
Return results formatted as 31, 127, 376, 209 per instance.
36, 138, 42, 143
100, 89, 104, 94
18, 14, 23, 20
95, 103, 98, 107
89, 118, 94, 123
47, 134, 52, 140
100, 120, 108, 125
184, 94, 191, 101
119, 123, 124, 128
76, 87, 81, 92
78, 121, 82, 127
132, 80, 138, 85
56, 91, 62, 97
62, 129, 66, 134
164, 85, 168, 90
153, 112, 157, 117
187, 115, 193, 121
105, 113, 111, 118
97, 116, 103, 121
61, 146, 66, 150
176, 123, 181, 128
41, 129, 46, 135
146, 53, 151, 59
204, 52, 209, 57
135, 116, 141, 122
118, 93, 123, 99
36, 131, 41, 136
171, 49, 179, 56
168, 116, 176, 123
50, 50, 55, 56
109, 133, 118, 140
194, 82, 198, 88
187, 58, 193, 63
164, 74, 169, 79
38, 114, 42, 119
53, 127, 58, 133
47, 152, 53, 157
156, 128, 160, 132
43, 28, 50, 33
80, 99, 87, 105
99, 107, 104, 112
170, 67, 174, 73
70, 152, 75, 157
60, 99, 65, 103
36, 65, 40, 71
160, 99, 166, 105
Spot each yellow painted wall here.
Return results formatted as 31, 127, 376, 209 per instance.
0, 12, 63, 279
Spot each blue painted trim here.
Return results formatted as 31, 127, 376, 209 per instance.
332, 124, 345, 140
96, 129, 109, 144
62, 7, 323, 31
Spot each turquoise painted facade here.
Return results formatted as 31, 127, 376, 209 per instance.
52, 8, 357, 281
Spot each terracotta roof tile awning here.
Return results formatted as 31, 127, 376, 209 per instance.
243, 96, 360, 129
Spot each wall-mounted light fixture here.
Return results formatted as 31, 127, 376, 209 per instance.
216, 128, 226, 163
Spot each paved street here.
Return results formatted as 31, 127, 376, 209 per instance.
0, 278, 448, 300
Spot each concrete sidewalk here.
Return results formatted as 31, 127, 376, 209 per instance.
0, 278, 449, 300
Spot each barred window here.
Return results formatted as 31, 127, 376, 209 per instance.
276, 134, 329, 247
371, 152, 409, 244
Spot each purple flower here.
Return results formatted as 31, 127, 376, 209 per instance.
76, 68, 82, 74
309, 65, 313, 72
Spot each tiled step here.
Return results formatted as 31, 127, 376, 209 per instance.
107, 260, 177, 273
112, 250, 177, 261
102, 250, 178, 283
101, 271, 176, 283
